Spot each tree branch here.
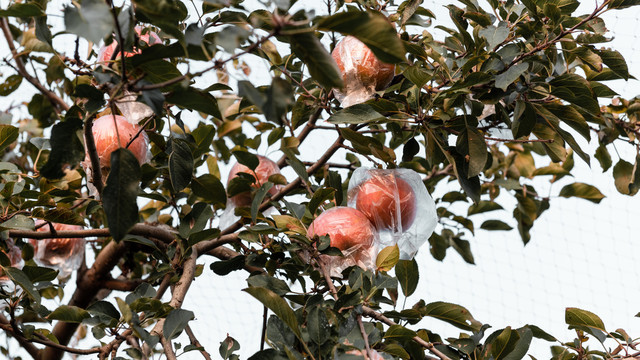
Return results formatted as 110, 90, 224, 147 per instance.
0, 18, 70, 113
185, 325, 213, 360
9, 223, 176, 243
0, 313, 39, 359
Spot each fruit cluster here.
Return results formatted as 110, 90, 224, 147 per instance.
309, 168, 437, 276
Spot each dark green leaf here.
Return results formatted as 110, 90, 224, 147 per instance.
103, 149, 141, 241
395, 259, 418, 297
565, 307, 607, 342
495, 63, 528, 91
558, 183, 605, 203
456, 125, 487, 178
168, 139, 193, 192
63, 0, 114, 44
0, 75, 23, 96
47, 305, 90, 323
191, 174, 226, 206
307, 306, 329, 345
2, 267, 40, 305
0, 125, 19, 153
289, 32, 343, 89
317, 11, 405, 63
244, 287, 301, 338
0, 3, 45, 17
480, 220, 512, 231
327, 104, 386, 124
164, 309, 194, 340
40, 118, 84, 179
166, 88, 222, 120
423, 301, 482, 331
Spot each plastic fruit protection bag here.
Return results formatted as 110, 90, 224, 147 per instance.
331, 36, 395, 107
307, 206, 378, 278
220, 156, 282, 229
347, 168, 437, 260
30, 222, 85, 279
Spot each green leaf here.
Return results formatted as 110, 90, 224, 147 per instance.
511, 101, 536, 139
376, 245, 399, 271
63, 0, 114, 44
395, 259, 418, 297
317, 11, 405, 63
289, 32, 343, 89
2, 267, 40, 305
191, 174, 226, 206
495, 63, 528, 91
456, 125, 487, 178
47, 305, 90, 323
307, 306, 329, 345
164, 308, 194, 340
103, 148, 141, 241
0, 3, 45, 17
489, 327, 520, 360
327, 104, 386, 124
596, 49, 629, 80
0, 75, 23, 96
87, 301, 121, 321
607, 0, 640, 11
479, 22, 508, 49
613, 159, 638, 195
40, 118, 84, 179
244, 287, 301, 338
558, 183, 605, 203
549, 74, 599, 115
382, 343, 410, 359
468, 201, 503, 215
219, 335, 240, 360
251, 182, 274, 222
423, 301, 482, 331
0, 125, 19, 153
166, 88, 222, 120
0, 214, 34, 231
168, 139, 193, 192
246, 275, 290, 296
21, 265, 58, 283
565, 307, 607, 342
480, 220, 512, 231
384, 324, 417, 340
502, 327, 533, 360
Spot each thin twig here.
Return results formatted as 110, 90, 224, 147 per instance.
185, 325, 213, 360
0, 18, 69, 112
84, 114, 104, 195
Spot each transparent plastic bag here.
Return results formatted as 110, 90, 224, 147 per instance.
115, 91, 154, 125
307, 206, 378, 277
82, 114, 150, 197
220, 155, 282, 229
0, 239, 23, 282
30, 222, 85, 279
331, 36, 395, 107
347, 168, 437, 260
97, 26, 162, 63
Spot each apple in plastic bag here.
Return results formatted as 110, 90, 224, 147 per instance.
307, 207, 375, 252
30, 222, 84, 270
86, 114, 149, 169
0, 240, 22, 281
227, 155, 281, 207
354, 173, 417, 231
98, 27, 162, 63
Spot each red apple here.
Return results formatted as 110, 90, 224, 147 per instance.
29, 222, 84, 268
98, 26, 162, 63
86, 114, 149, 169
331, 36, 395, 93
354, 173, 417, 231
227, 155, 281, 207
307, 207, 375, 251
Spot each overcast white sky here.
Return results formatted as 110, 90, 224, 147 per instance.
1, 0, 639, 359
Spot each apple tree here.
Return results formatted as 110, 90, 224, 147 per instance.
0, 0, 639, 359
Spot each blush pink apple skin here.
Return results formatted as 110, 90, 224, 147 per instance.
307, 207, 375, 251
227, 155, 281, 207
97, 27, 162, 63
87, 115, 149, 168
331, 36, 395, 92
354, 174, 417, 231
29, 222, 84, 268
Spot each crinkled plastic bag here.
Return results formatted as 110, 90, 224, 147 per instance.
220, 156, 282, 229
331, 36, 395, 107
115, 91, 154, 125
30, 222, 85, 279
347, 168, 437, 260
307, 206, 378, 277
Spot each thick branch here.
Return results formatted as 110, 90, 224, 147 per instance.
42, 240, 129, 359
9, 223, 176, 243
0, 18, 70, 113
144, 250, 198, 357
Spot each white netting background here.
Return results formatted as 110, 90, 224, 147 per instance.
0, 0, 639, 358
